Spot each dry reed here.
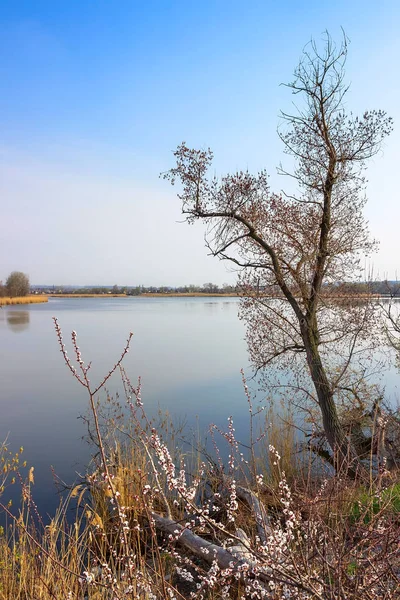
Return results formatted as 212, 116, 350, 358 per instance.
0, 295, 48, 306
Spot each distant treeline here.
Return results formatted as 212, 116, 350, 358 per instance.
32, 283, 238, 296
31, 281, 400, 297
326, 280, 400, 297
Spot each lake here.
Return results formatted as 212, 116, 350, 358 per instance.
2, 296, 399, 519
0, 296, 257, 516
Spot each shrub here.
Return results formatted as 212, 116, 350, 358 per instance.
5, 271, 30, 297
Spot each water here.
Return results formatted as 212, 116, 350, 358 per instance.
0, 297, 255, 516
2, 297, 399, 518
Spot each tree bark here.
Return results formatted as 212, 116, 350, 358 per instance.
301, 320, 360, 476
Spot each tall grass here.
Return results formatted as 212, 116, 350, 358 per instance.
0, 296, 48, 306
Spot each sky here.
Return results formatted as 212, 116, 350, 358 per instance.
0, 0, 399, 286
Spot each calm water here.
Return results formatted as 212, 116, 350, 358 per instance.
2, 297, 399, 518
0, 297, 256, 516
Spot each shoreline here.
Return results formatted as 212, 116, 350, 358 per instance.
27, 292, 384, 300
48, 292, 239, 298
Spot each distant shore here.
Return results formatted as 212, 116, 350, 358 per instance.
45, 292, 382, 300
0, 295, 49, 306
140, 292, 238, 297
50, 293, 128, 298
49, 292, 239, 298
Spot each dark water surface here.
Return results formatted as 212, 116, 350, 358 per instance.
0, 297, 255, 516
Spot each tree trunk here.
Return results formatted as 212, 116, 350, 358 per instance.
301, 321, 361, 477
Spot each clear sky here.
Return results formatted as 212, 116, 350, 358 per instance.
1, 1, 399, 286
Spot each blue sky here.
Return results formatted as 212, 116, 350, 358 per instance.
1, 1, 399, 285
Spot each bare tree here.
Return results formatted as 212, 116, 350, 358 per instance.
164, 33, 393, 474
6, 271, 30, 297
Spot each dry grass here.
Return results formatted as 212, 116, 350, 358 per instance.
1, 405, 399, 599
0, 296, 48, 306
2, 418, 399, 600
0, 503, 90, 600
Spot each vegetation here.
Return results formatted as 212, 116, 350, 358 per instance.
166, 33, 393, 475
0, 322, 399, 599
33, 283, 238, 296
27, 281, 400, 299
3, 272, 30, 298
51, 293, 129, 298
0, 295, 48, 306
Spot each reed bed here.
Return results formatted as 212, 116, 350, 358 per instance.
0, 295, 48, 306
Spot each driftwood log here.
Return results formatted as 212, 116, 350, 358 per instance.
150, 484, 274, 586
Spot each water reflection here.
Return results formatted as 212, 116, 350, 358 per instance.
6, 310, 30, 333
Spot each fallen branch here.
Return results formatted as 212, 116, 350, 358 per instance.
236, 485, 272, 545
151, 511, 268, 576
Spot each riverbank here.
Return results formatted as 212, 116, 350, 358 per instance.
49, 292, 238, 298
0, 295, 48, 306
140, 292, 238, 297
50, 293, 128, 298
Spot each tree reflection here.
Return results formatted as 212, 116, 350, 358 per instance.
6, 310, 30, 333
